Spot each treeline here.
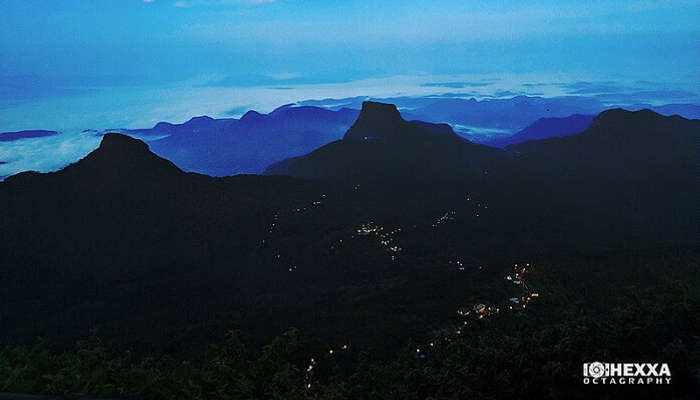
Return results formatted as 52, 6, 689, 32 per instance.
2, 280, 698, 400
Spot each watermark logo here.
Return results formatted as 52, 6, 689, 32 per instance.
585, 362, 606, 378
583, 362, 671, 385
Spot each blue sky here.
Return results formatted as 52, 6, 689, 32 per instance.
1, 0, 698, 92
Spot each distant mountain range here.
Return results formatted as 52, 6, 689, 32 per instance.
301, 95, 604, 135
111, 104, 359, 176
0, 129, 57, 142
2, 95, 698, 180
300, 95, 700, 140
102, 95, 700, 177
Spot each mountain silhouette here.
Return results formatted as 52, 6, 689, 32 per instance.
116, 105, 359, 176
303, 95, 608, 134
0, 132, 295, 350
477, 108, 699, 245
6, 132, 183, 188
0, 106, 697, 361
74, 132, 182, 175
343, 101, 406, 140
486, 114, 594, 148
301, 95, 700, 143
265, 101, 503, 180
508, 108, 698, 161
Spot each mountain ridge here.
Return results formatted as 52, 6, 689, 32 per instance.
111, 105, 360, 176
265, 101, 501, 180
508, 108, 699, 155
487, 114, 594, 148
0, 129, 58, 142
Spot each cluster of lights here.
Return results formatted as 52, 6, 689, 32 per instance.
356, 221, 403, 259
267, 212, 280, 234
432, 210, 456, 228
449, 263, 540, 337
304, 358, 316, 390
504, 263, 539, 309
304, 342, 351, 390
449, 260, 468, 271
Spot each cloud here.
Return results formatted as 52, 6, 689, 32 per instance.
421, 82, 493, 89
558, 81, 630, 94
173, 0, 277, 7
142, 0, 156, 3
265, 72, 302, 81
0, 131, 101, 179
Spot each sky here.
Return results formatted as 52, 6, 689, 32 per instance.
0, 0, 699, 176
1, 0, 698, 95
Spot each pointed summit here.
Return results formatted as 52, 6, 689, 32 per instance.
3, 133, 184, 185
343, 101, 405, 141
68, 133, 183, 180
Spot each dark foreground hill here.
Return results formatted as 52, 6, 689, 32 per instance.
268, 104, 698, 244
0, 106, 698, 399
